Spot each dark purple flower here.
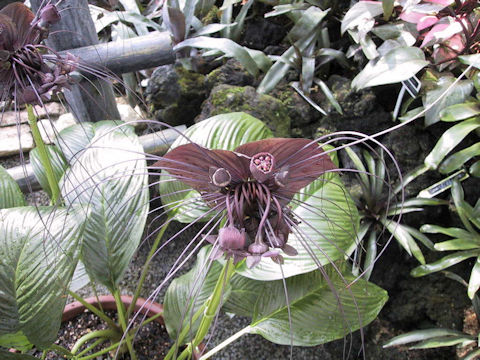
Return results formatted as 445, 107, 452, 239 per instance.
155, 138, 336, 268
0, 2, 76, 105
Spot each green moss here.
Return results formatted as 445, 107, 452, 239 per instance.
175, 65, 205, 94
201, 5, 219, 25
205, 85, 291, 137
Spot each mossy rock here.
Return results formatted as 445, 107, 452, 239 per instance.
197, 84, 291, 137
145, 63, 206, 126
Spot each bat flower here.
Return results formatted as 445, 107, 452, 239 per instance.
155, 138, 336, 268
0, 2, 77, 105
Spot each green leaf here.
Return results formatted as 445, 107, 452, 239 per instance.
56, 122, 95, 163
0, 331, 32, 352
381, 220, 425, 264
410, 335, 475, 349
411, 251, 480, 277
423, 76, 474, 126
174, 37, 262, 77
440, 101, 480, 122
287, 7, 328, 43
341, 1, 383, 34
384, 328, 467, 347
434, 239, 480, 251
439, 142, 480, 174
424, 117, 480, 169
0, 207, 83, 348
159, 112, 273, 223
30, 145, 68, 198
421, 224, 472, 238
226, 266, 387, 346
0, 349, 38, 359
459, 54, 480, 69
468, 256, 480, 299
60, 122, 149, 290
236, 174, 359, 280
164, 246, 224, 342
0, 165, 24, 209
352, 47, 428, 89
382, 0, 394, 20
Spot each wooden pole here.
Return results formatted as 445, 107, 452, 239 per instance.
30, 0, 121, 122
62, 32, 175, 77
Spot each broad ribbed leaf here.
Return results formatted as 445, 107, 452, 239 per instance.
225, 266, 387, 346
159, 112, 272, 223
0, 165, 24, 209
0, 207, 82, 348
236, 174, 359, 280
30, 145, 68, 198
352, 47, 428, 89
60, 122, 148, 290
56, 122, 95, 163
0, 349, 37, 359
164, 246, 224, 342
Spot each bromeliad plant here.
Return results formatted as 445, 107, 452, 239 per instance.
344, 146, 447, 279
150, 113, 389, 359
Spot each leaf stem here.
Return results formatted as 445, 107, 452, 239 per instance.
74, 337, 108, 357
67, 290, 120, 331
113, 289, 138, 360
71, 329, 118, 354
199, 325, 252, 360
126, 219, 171, 319
26, 104, 61, 203
176, 258, 235, 360
48, 344, 74, 358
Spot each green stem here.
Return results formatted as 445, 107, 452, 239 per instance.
68, 290, 120, 331
177, 258, 235, 360
26, 104, 61, 204
113, 289, 138, 360
75, 337, 108, 357
163, 302, 208, 360
41, 350, 47, 360
71, 329, 118, 354
199, 325, 252, 360
76, 338, 129, 360
126, 219, 171, 319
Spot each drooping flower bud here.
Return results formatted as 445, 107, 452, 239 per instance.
38, 4, 61, 28
250, 152, 275, 182
209, 167, 231, 188
218, 226, 246, 250
248, 241, 269, 254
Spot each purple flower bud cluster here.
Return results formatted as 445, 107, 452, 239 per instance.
0, 2, 77, 105
156, 138, 336, 268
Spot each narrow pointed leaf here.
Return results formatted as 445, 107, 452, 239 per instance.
411, 251, 480, 277
425, 117, 480, 169
440, 102, 480, 122
468, 256, 480, 299
0, 207, 83, 348
60, 122, 148, 290
384, 328, 467, 347
0, 165, 24, 209
410, 335, 475, 349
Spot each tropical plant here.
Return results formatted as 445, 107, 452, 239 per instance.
344, 146, 447, 279
412, 180, 480, 299
0, 119, 151, 359
151, 113, 389, 359
384, 272, 480, 359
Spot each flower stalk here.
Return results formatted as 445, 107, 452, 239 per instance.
27, 104, 61, 204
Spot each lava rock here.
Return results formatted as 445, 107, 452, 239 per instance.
197, 84, 291, 137
145, 64, 206, 127
204, 59, 255, 92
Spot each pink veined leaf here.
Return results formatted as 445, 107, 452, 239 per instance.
417, 15, 439, 31
421, 20, 463, 48
399, 10, 425, 24
432, 33, 466, 66
424, 0, 454, 6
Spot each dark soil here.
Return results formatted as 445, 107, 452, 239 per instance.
36, 311, 171, 360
